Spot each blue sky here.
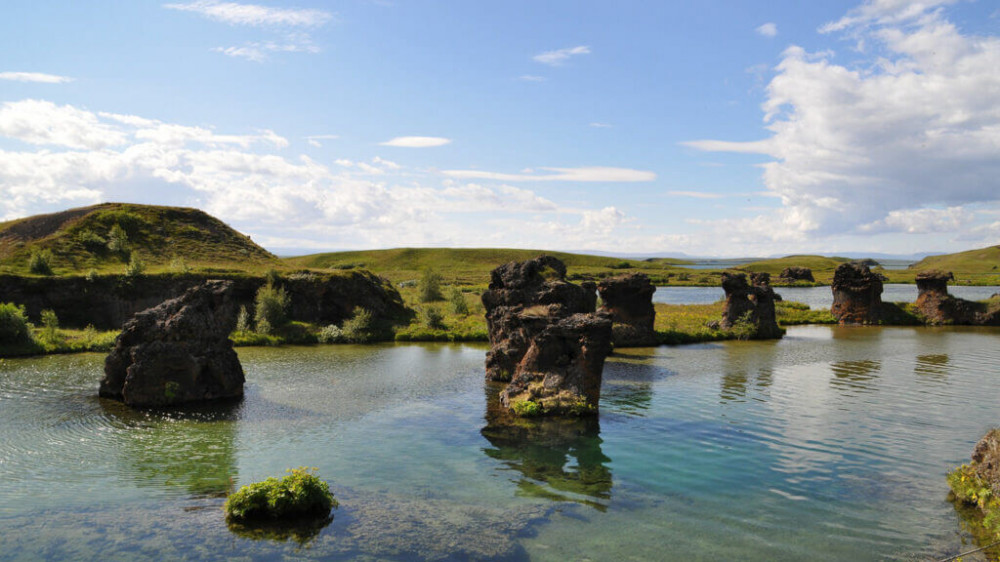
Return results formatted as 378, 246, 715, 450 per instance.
1, 0, 998, 257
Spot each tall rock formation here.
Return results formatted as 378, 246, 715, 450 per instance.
100, 280, 244, 407
482, 256, 612, 415
830, 262, 884, 326
719, 271, 783, 339
597, 273, 658, 347
914, 270, 1000, 325
779, 266, 815, 283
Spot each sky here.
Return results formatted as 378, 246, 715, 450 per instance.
1, 0, 999, 257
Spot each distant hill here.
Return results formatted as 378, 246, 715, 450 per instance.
283, 247, 693, 285
0, 203, 279, 275
910, 245, 1000, 275
741, 255, 853, 279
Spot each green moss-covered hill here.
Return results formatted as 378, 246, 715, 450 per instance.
284, 247, 697, 286
0, 203, 280, 276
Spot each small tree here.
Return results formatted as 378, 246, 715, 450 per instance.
235, 305, 252, 333
423, 306, 445, 330
106, 224, 131, 260
254, 282, 290, 335
448, 287, 469, 315
39, 309, 60, 344
0, 303, 34, 345
342, 307, 375, 343
418, 269, 444, 302
28, 249, 54, 275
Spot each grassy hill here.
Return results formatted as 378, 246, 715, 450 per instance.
283, 247, 697, 286
909, 245, 1000, 284
741, 255, 853, 284
0, 203, 280, 276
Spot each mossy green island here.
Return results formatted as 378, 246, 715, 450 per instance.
224, 468, 337, 522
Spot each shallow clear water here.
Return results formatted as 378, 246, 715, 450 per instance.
2, 327, 1000, 560
654, 284, 1000, 308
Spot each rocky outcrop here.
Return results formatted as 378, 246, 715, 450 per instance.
0, 270, 409, 330
482, 256, 596, 382
499, 313, 613, 415
100, 280, 244, 407
597, 273, 657, 347
482, 256, 612, 416
830, 262, 884, 326
779, 266, 814, 283
719, 272, 783, 339
914, 270, 1000, 325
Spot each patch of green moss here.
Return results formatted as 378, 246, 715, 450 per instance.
224, 467, 337, 522
511, 400, 542, 417
948, 463, 1000, 539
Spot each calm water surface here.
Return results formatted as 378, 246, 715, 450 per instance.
2, 327, 1000, 560
654, 284, 1000, 308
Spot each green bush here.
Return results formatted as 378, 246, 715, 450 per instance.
730, 311, 757, 341
106, 223, 131, 259
224, 467, 336, 521
28, 249, 54, 275
449, 287, 469, 315
254, 283, 290, 335
317, 324, 345, 343
39, 309, 61, 344
124, 255, 146, 277
418, 269, 444, 302
0, 303, 34, 345
511, 400, 542, 417
342, 307, 375, 343
423, 306, 445, 330
235, 305, 252, 333
76, 229, 107, 252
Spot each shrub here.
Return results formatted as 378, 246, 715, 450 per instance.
124, 255, 146, 277
423, 306, 445, 330
76, 229, 107, 252
39, 309, 60, 344
730, 311, 758, 341
0, 303, 34, 345
418, 269, 444, 302
235, 305, 252, 333
28, 249, 54, 275
254, 283, 290, 335
317, 325, 345, 343
264, 268, 282, 287
342, 307, 375, 343
170, 257, 190, 273
106, 224, 131, 259
224, 467, 336, 521
449, 287, 469, 315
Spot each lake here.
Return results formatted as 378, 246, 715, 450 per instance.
654, 284, 1000, 309
2, 327, 999, 560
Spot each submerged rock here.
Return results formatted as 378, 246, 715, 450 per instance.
719, 272, 783, 339
778, 266, 815, 283
597, 272, 657, 347
481, 256, 596, 382
100, 280, 244, 407
830, 262, 884, 326
499, 312, 613, 415
914, 270, 1000, 326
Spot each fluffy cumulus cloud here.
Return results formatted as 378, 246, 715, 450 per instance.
0, 98, 643, 251
685, 0, 1000, 246
756, 23, 778, 37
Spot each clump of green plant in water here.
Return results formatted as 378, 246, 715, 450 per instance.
419, 268, 444, 302
511, 400, 542, 417
948, 429, 1000, 541
224, 467, 337, 522
0, 303, 35, 345
449, 287, 469, 315
28, 249, 54, 275
254, 282, 289, 335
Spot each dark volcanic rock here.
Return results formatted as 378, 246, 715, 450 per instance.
719, 271, 783, 339
499, 312, 613, 415
830, 262, 884, 326
779, 266, 815, 283
914, 270, 1000, 326
597, 273, 657, 347
100, 280, 244, 407
481, 256, 596, 382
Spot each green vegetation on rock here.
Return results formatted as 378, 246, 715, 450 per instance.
224, 467, 337, 522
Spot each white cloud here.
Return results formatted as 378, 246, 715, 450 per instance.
518, 75, 547, 82
756, 22, 778, 37
163, 1, 332, 27
306, 134, 339, 148
668, 191, 724, 199
442, 166, 655, 182
0, 100, 128, 149
589, 122, 612, 128
533, 45, 590, 66
0, 72, 74, 84
684, 2, 1000, 241
379, 136, 452, 148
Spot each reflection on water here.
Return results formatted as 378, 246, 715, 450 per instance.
720, 341, 776, 403
915, 353, 950, 381
482, 384, 613, 511
829, 360, 881, 394
98, 398, 241, 495
226, 516, 333, 545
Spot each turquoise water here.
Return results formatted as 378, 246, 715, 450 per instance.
653, 284, 1000, 308
2, 327, 999, 560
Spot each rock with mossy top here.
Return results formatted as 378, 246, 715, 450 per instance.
948, 429, 1000, 536
597, 272, 658, 347
913, 270, 1000, 326
100, 280, 244, 407
224, 467, 337, 523
718, 271, 783, 340
830, 262, 885, 326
